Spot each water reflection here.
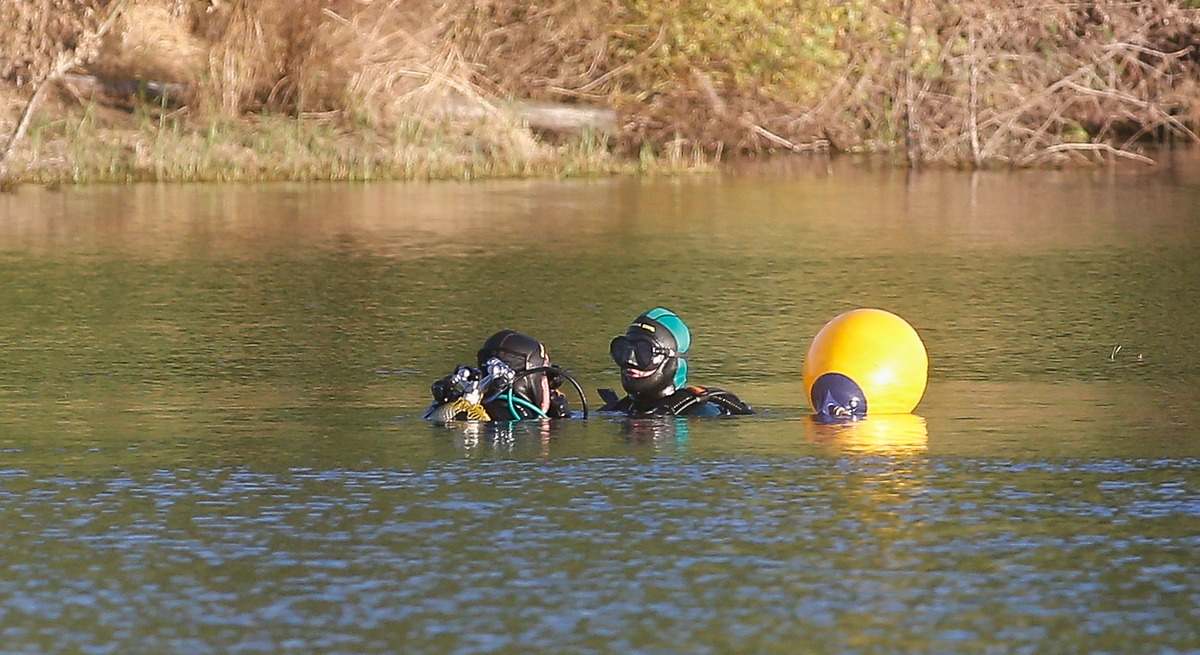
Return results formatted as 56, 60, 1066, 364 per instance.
426, 411, 929, 460
436, 419, 556, 459
432, 415, 697, 458
1, 155, 1199, 654
617, 416, 691, 446
803, 414, 929, 455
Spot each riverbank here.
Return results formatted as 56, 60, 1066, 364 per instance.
1, 0, 1197, 187
0, 89, 706, 186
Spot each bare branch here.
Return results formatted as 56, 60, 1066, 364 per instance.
1, 0, 129, 185
1023, 142, 1156, 166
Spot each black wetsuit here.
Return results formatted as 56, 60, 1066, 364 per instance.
598, 385, 753, 417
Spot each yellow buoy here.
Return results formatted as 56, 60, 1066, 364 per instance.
803, 308, 928, 417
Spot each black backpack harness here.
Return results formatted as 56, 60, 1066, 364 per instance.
598, 385, 753, 416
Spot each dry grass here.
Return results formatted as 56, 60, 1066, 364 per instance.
0, 0, 118, 84
444, 0, 1200, 164
893, 1, 1200, 166
4, 99, 703, 184
92, 1, 205, 83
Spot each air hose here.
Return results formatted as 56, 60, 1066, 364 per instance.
512, 365, 590, 419
507, 391, 549, 419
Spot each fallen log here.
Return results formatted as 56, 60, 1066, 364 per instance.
60, 73, 189, 109
427, 97, 617, 135
56, 74, 617, 135
509, 101, 616, 135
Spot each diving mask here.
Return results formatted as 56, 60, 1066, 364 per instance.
610, 335, 675, 370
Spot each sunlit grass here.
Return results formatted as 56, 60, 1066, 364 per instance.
10, 104, 710, 186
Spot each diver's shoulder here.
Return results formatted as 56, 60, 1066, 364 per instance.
596, 385, 754, 417
673, 385, 754, 416
597, 388, 633, 413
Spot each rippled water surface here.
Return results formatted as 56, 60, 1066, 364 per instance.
1, 154, 1198, 653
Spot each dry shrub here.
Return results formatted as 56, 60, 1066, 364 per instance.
894, 0, 1200, 165
1, 0, 129, 184
440, 0, 622, 101
447, 0, 1199, 163
322, 1, 487, 121
92, 0, 205, 83
607, 0, 858, 152
190, 0, 324, 115
6, 0, 1198, 169
743, 0, 1200, 163
158, 0, 364, 115
0, 0, 123, 85
0, 83, 20, 136
180, 0, 545, 156
442, 0, 855, 152
176, 1, 498, 121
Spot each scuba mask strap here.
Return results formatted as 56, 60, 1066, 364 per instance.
640, 307, 690, 389
479, 346, 531, 369
643, 308, 691, 353
673, 358, 688, 390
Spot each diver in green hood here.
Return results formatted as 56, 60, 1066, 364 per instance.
599, 307, 753, 417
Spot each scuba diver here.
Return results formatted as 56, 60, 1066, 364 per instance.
424, 329, 588, 423
599, 307, 754, 417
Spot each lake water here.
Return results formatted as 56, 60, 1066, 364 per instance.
1, 153, 1198, 653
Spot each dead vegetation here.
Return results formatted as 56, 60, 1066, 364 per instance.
1, 0, 1197, 185
442, 0, 1200, 165
892, 1, 1200, 166
0, 0, 129, 182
